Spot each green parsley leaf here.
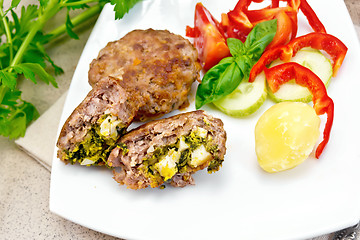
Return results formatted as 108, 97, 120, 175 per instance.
10, 9, 21, 33
0, 70, 17, 89
39, 0, 49, 8
13, 64, 36, 84
110, 0, 142, 19
65, 9, 79, 39
0, 43, 11, 67
11, 0, 21, 9
13, 63, 58, 87
17, 5, 38, 37
23, 48, 47, 68
0, 88, 39, 139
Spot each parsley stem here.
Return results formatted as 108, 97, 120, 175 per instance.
47, 4, 102, 42
10, 0, 61, 67
62, 0, 98, 7
0, 5, 13, 64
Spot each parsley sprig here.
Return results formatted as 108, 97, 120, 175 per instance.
0, 0, 141, 139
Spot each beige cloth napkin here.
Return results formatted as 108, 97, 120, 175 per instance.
15, 91, 67, 171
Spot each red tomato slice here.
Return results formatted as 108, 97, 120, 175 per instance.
265, 10, 294, 49
186, 3, 230, 71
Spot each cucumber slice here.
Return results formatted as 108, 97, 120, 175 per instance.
213, 72, 267, 117
268, 48, 333, 103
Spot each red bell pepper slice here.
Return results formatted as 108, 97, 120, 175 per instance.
225, 10, 253, 41
270, 0, 301, 10
287, 33, 347, 76
270, 0, 324, 33
246, 7, 293, 23
224, 0, 298, 48
221, 0, 254, 41
186, 3, 230, 71
271, 0, 279, 8
264, 62, 334, 158
249, 32, 348, 82
300, 0, 326, 33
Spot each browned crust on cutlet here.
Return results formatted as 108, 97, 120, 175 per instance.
88, 29, 201, 121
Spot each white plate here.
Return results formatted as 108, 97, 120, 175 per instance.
50, 1, 360, 239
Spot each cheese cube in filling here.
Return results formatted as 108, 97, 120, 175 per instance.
190, 144, 213, 167
99, 115, 122, 139
155, 149, 181, 181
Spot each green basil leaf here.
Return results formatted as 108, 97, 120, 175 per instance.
227, 38, 245, 57
235, 55, 256, 80
196, 57, 243, 109
196, 19, 277, 108
244, 19, 277, 58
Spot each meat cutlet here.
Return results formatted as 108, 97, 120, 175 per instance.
108, 110, 227, 189
88, 29, 201, 121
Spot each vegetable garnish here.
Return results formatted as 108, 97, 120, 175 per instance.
185, 3, 230, 71
222, 0, 299, 46
255, 101, 321, 173
268, 48, 333, 103
0, 0, 142, 139
298, 0, 326, 33
187, 0, 348, 162
249, 32, 348, 82
264, 62, 334, 158
219, 0, 325, 49
195, 19, 277, 109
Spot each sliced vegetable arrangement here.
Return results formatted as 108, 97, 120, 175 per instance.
268, 48, 332, 103
187, 0, 348, 163
263, 62, 334, 158
195, 19, 277, 109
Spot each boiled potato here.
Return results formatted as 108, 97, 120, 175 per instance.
255, 102, 320, 173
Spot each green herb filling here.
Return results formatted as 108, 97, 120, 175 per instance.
64, 115, 126, 166
140, 127, 223, 185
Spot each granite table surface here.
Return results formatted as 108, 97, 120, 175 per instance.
1, 1, 359, 239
